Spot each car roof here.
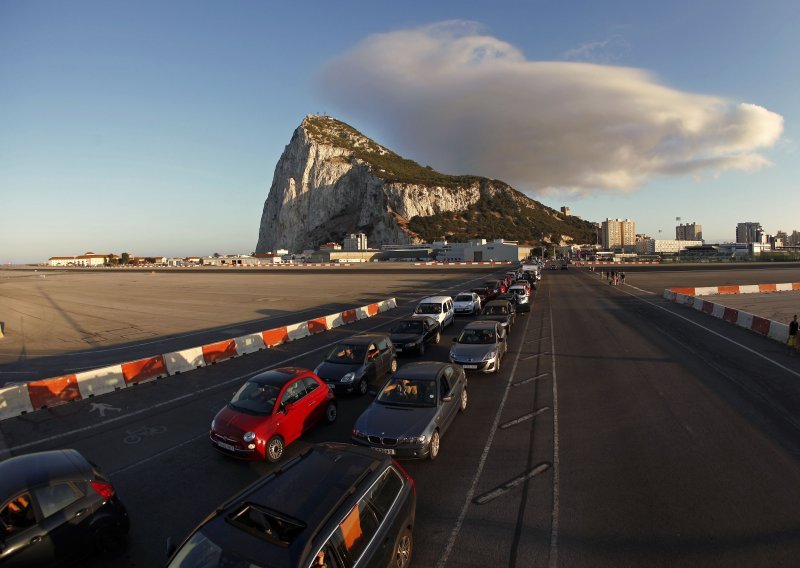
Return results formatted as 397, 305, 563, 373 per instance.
394, 361, 448, 379
339, 333, 389, 345
417, 296, 452, 303
485, 299, 512, 306
0, 449, 91, 498
463, 320, 499, 330
250, 368, 308, 387
198, 443, 389, 566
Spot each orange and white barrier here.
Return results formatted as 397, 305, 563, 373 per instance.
663, 286, 790, 344
0, 297, 398, 421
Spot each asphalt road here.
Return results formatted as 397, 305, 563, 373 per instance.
1, 266, 799, 567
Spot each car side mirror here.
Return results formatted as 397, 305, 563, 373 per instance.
166, 537, 176, 558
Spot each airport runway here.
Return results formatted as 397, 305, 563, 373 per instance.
1, 264, 799, 567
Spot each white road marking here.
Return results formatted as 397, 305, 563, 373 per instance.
521, 352, 549, 361
512, 373, 549, 387
436, 298, 534, 568
111, 433, 207, 475
499, 407, 551, 429
548, 299, 561, 568
525, 337, 549, 343
474, 463, 551, 504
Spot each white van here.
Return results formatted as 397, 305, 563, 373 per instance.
411, 295, 455, 329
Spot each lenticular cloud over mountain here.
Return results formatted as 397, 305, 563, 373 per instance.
317, 21, 784, 195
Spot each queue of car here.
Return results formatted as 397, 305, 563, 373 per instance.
3, 263, 540, 568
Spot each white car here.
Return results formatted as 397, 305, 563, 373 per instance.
507, 285, 531, 312
412, 295, 455, 328
453, 291, 481, 315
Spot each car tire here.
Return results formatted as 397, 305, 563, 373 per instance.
93, 523, 126, 556
393, 526, 413, 568
459, 388, 468, 412
266, 435, 285, 463
434, 330, 441, 344
325, 401, 338, 423
429, 430, 440, 461
358, 377, 369, 396
390, 358, 398, 373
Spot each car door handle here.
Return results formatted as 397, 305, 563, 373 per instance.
30, 536, 42, 544
75, 508, 88, 518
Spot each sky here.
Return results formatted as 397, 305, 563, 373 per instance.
2, 0, 799, 263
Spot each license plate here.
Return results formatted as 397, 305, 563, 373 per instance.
374, 447, 396, 455
463, 364, 478, 369
395, 347, 403, 353
216, 441, 236, 452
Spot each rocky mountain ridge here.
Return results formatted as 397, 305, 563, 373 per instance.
255, 115, 597, 253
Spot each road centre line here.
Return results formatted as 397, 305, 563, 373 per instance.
436, 292, 534, 568
548, 297, 561, 568
1, 273, 499, 455
499, 407, 551, 429
110, 433, 208, 476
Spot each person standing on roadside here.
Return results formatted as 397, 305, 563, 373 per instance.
788, 315, 798, 355
620, 271, 626, 285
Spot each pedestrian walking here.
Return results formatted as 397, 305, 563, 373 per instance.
789, 315, 798, 355
620, 271, 626, 285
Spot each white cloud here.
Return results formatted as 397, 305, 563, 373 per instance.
562, 35, 631, 64
317, 21, 783, 195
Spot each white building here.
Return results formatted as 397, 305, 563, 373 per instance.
48, 252, 110, 266
435, 239, 530, 262
635, 239, 703, 254
343, 233, 368, 251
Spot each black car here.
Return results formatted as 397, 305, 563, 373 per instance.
389, 316, 441, 356
166, 443, 416, 568
0, 449, 129, 567
314, 334, 398, 395
479, 299, 516, 332
352, 361, 468, 460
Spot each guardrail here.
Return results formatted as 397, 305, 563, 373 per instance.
0, 298, 397, 421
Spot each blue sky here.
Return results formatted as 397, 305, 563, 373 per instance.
2, 1, 798, 263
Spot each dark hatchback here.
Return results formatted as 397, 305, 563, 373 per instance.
0, 449, 129, 568
389, 316, 441, 356
315, 334, 398, 395
167, 443, 416, 568
479, 299, 516, 331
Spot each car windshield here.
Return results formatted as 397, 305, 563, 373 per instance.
392, 320, 423, 334
485, 282, 498, 288
458, 329, 496, 344
415, 303, 441, 315
510, 288, 525, 295
455, 294, 473, 302
325, 344, 366, 363
484, 305, 508, 315
167, 529, 261, 568
377, 377, 437, 407
230, 381, 280, 415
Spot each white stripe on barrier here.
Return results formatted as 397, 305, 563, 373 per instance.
0, 384, 34, 420
694, 286, 719, 296
165, 347, 206, 375
711, 303, 725, 318
379, 298, 398, 311
692, 297, 704, 311
285, 321, 310, 341
776, 283, 793, 292
768, 322, 789, 342
356, 306, 371, 320
234, 333, 266, 355
739, 285, 760, 294
75, 365, 127, 398
736, 311, 754, 330
325, 313, 345, 329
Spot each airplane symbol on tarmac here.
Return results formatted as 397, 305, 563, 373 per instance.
89, 403, 122, 418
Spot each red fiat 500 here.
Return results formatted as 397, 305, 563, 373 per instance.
210, 367, 337, 462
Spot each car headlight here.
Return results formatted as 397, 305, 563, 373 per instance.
352, 427, 367, 440
210, 419, 215, 430
399, 435, 426, 444
341, 372, 356, 384
243, 431, 256, 443
484, 351, 497, 361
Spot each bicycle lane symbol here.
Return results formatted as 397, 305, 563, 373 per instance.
123, 425, 167, 445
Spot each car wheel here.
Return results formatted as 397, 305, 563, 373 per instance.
93, 523, 126, 556
434, 330, 441, 344
358, 377, 369, 396
429, 430, 440, 460
459, 388, 468, 412
393, 527, 413, 568
325, 401, 338, 423
266, 436, 285, 463
390, 358, 398, 373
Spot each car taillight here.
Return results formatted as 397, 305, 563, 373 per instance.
393, 460, 416, 496
90, 480, 115, 500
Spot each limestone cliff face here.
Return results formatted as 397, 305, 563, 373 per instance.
255, 115, 587, 253
256, 116, 495, 253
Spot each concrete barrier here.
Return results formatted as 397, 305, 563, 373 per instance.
164, 347, 206, 375
75, 365, 127, 397
234, 333, 266, 355
285, 321, 310, 341
28, 375, 81, 409
122, 356, 168, 385
0, 384, 35, 419
262, 327, 289, 347
202, 339, 238, 365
